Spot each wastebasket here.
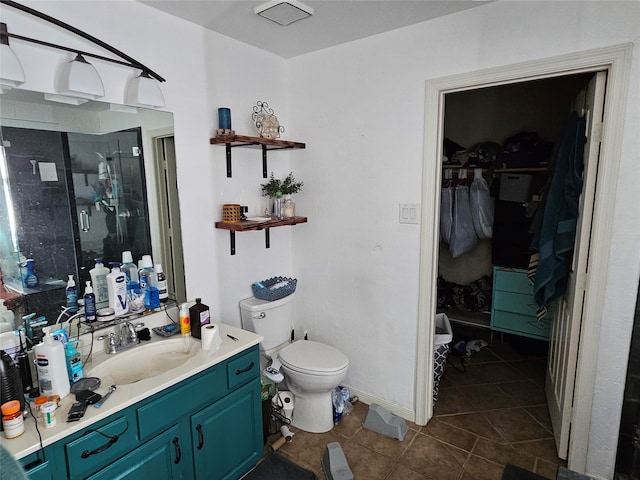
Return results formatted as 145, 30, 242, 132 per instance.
433, 313, 453, 402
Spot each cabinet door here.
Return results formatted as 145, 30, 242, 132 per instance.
191, 381, 262, 480
87, 424, 185, 480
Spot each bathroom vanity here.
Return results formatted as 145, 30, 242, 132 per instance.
1, 316, 263, 480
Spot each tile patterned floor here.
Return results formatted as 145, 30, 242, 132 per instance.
265, 341, 566, 480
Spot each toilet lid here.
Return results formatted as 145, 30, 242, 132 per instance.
279, 340, 348, 374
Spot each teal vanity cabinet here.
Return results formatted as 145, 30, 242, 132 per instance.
491, 267, 552, 340
191, 350, 262, 479
19, 449, 58, 480
19, 345, 262, 480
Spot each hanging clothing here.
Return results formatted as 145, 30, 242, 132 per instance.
531, 111, 586, 309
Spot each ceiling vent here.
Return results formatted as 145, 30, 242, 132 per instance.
253, 0, 314, 26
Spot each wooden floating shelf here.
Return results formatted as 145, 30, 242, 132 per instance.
210, 134, 306, 178
215, 216, 308, 255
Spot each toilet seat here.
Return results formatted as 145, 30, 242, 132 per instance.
279, 340, 349, 376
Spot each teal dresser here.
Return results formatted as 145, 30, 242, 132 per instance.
491, 267, 552, 340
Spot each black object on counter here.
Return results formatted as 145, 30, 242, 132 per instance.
0, 350, 25, 414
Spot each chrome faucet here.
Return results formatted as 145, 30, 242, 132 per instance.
121, 321, 138, 345
100, 322, 143, 354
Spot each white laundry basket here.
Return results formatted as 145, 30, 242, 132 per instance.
433, 313, 453, 402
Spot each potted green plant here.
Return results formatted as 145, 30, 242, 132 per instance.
260, 172, 303, 197
261, 172, 303, 219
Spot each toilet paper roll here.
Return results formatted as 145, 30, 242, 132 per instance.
201, 324, 222, 352
272, 391, 294, 420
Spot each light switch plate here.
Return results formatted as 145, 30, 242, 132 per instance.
399, 203, 420, 224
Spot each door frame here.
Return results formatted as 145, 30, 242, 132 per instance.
415, 43, 632, 473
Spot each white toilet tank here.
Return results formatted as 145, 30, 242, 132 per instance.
239, 293, 295, 354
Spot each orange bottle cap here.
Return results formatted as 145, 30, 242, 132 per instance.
1, 400, 21, 415
34, 396, 48, 406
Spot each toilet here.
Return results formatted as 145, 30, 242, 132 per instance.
239, 293, 349, 433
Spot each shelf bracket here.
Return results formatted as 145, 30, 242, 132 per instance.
262, 145, 268, 178
265, 228, 270, 249
226, 145, 232, 177
229, 231, 236, 255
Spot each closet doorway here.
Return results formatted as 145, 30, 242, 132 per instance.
415, 45, 632, 473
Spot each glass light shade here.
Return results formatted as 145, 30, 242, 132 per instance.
125, 73, 165, 108
58, 55, 105, 99
0, 43, 26, 90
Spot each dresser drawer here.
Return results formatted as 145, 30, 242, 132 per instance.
493, 291, 538, 316
491, 310, 551, 340
64, 413, 137, 479
137, 364, 225, 441
493, 267, 533, 295
227, 347, 259, 391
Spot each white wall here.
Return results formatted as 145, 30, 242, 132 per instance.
287, 2, 640, 478
3, 1, 640, 478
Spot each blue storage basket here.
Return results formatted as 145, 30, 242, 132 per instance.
252, 277, 297, 301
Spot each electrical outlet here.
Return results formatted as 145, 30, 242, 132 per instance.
399, 203, 420, 224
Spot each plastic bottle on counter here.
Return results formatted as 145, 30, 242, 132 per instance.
64, 340, 84, 384
179, 303, 191, 337
189, 298, 210, 339
1, 400, 25, 438
83, 281, 97, 322
34, 327, 70, 398
139, 255, 160, 310
106, 263, 128, 316
121, 251, 140, 292
65, 274, 78, 313
90, 258, 110, 306
155, 264, 169, 303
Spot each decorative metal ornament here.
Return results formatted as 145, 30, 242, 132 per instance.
252, 101, 285, 139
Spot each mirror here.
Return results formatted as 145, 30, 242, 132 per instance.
0, 89, 185, 327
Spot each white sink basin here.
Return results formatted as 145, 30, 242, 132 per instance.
88, 337, 199, 385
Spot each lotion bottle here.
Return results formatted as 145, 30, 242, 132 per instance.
83, 281, 97, 322
106, 263, 128, 316
34, 327, 70, 398
90, 258, 110, 306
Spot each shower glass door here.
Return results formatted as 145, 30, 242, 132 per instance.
67, 128, 151, 284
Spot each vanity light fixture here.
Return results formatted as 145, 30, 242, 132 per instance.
0, 22, 26, 93
0, 1, 166, 107
57, 53, 105, 100
254, 0, 314, 26
125, 71, 165, 109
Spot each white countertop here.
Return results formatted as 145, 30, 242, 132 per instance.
1, 308, 263, 460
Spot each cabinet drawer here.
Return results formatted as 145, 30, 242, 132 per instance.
491, 310, 551, 340
137, 365, 225, 441
493, 291, 538, 316
493, 268, 533, 295
227, 347, 259, 391
64, 413, 137, 479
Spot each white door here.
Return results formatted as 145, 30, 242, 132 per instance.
545, 70, 607, 459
